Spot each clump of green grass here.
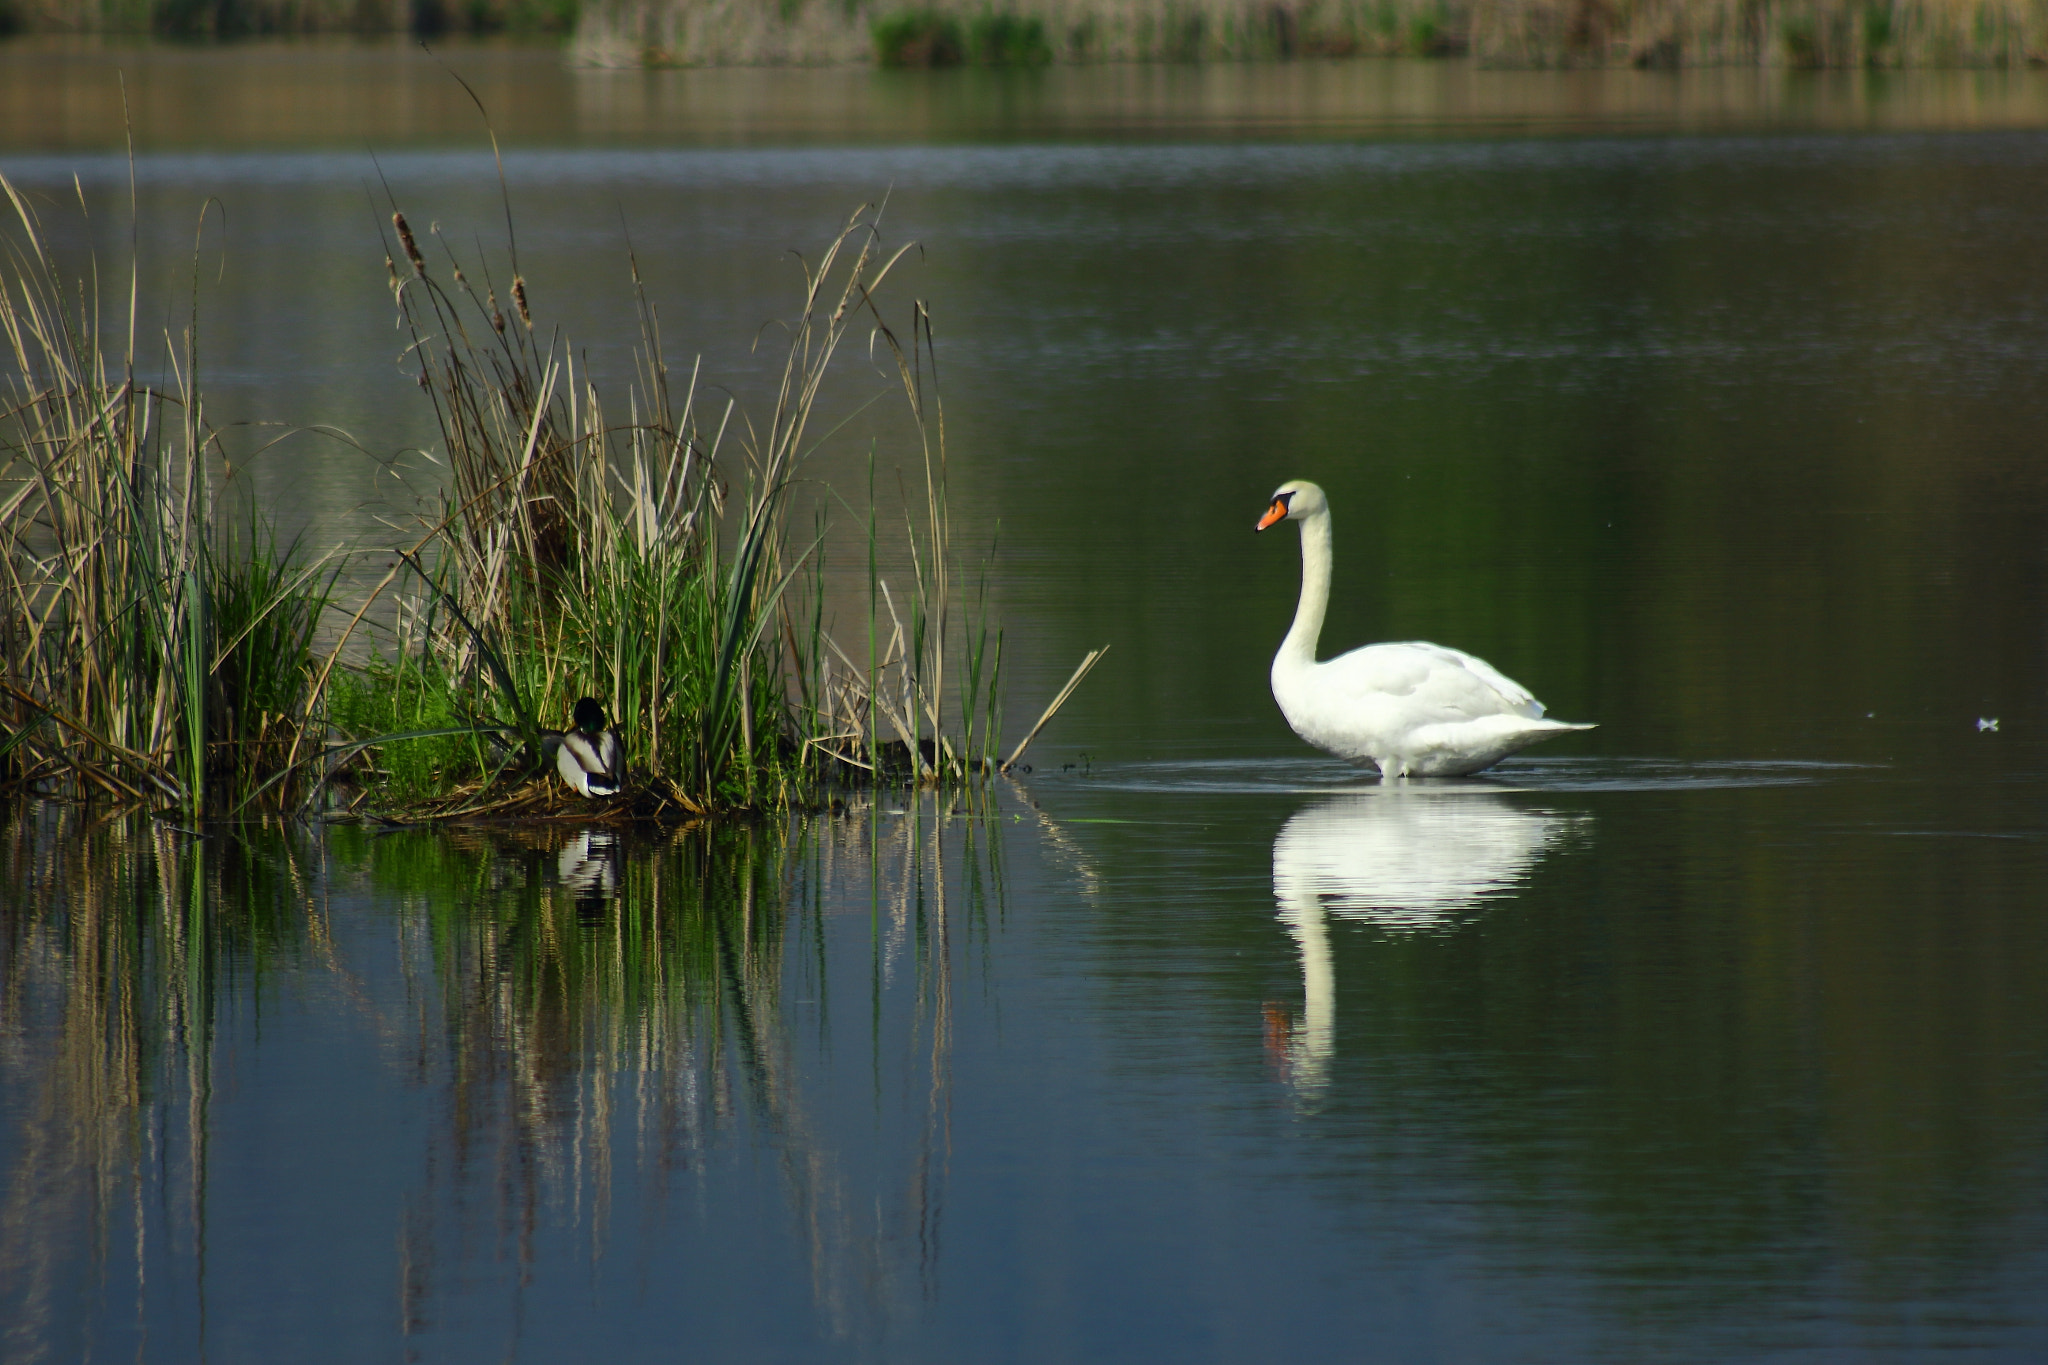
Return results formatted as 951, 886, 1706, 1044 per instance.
871, 7, 1046, 66
1778, 9, 1833, 64
205, 512, 340, 800
873, 9, 968, 64
324, 653, 500, 807
969, 11, 1053, 62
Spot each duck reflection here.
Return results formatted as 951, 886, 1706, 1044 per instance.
1268, 790, 1581, 1097
558, 828, 620, 921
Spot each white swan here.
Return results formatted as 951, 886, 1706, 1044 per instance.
1256, 480, 1593, 777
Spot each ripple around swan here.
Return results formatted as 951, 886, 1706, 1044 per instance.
1075, 756, 1863, 796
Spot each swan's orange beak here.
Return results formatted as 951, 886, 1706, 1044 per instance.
1255, 499, 1289, 532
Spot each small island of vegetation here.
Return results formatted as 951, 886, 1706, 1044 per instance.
0, 169, 1101, 822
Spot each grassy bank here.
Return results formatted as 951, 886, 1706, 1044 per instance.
0, 169, 1055, 819
569, 0, 2048, 67
1473, 0, 2048, 66
7, 0, 2041, 64
573, 0, 1458, 65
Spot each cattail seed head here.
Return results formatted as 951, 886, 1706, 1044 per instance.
488, 290, 505, 334
452, 267, 465, 286
392, 212, 425, 276
512, 276, 532, 331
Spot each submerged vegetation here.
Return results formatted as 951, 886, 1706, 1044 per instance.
0, 165, 1083, 820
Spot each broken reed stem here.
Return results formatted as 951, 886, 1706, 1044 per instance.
1002, 646, 1109, 773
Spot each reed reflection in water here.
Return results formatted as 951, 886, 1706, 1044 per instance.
0, 797, 1003, 1360
1267, 789, 1584, 1098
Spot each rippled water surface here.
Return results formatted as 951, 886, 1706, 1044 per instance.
4, 43, 2048, 1364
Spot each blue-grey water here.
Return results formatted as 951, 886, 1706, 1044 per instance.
4, 43, 2048, 1364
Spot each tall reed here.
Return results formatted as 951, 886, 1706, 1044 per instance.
0, 171, 338, 814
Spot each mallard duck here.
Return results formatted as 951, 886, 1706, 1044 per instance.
542, 697, 622, 796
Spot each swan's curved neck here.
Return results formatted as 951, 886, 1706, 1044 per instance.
1280, 507, 1332, 668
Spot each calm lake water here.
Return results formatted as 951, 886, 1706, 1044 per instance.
4, 41, 2048, 1364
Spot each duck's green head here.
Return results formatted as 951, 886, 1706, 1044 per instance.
571, 696, 608, 734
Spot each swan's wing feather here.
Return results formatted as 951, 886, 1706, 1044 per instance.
1396, 642, 1545, 716
1319, 641, 1544, 720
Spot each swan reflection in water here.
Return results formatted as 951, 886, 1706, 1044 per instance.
1267, 789, 1584, 1098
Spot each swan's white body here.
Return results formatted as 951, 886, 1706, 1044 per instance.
1259, 480, 1593, 778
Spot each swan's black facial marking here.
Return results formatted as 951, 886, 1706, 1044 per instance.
1255, 489, 1295, 533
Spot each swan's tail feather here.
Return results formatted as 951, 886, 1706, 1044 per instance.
1393, 714, 1597, 777
1512, 719, 1597, 743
